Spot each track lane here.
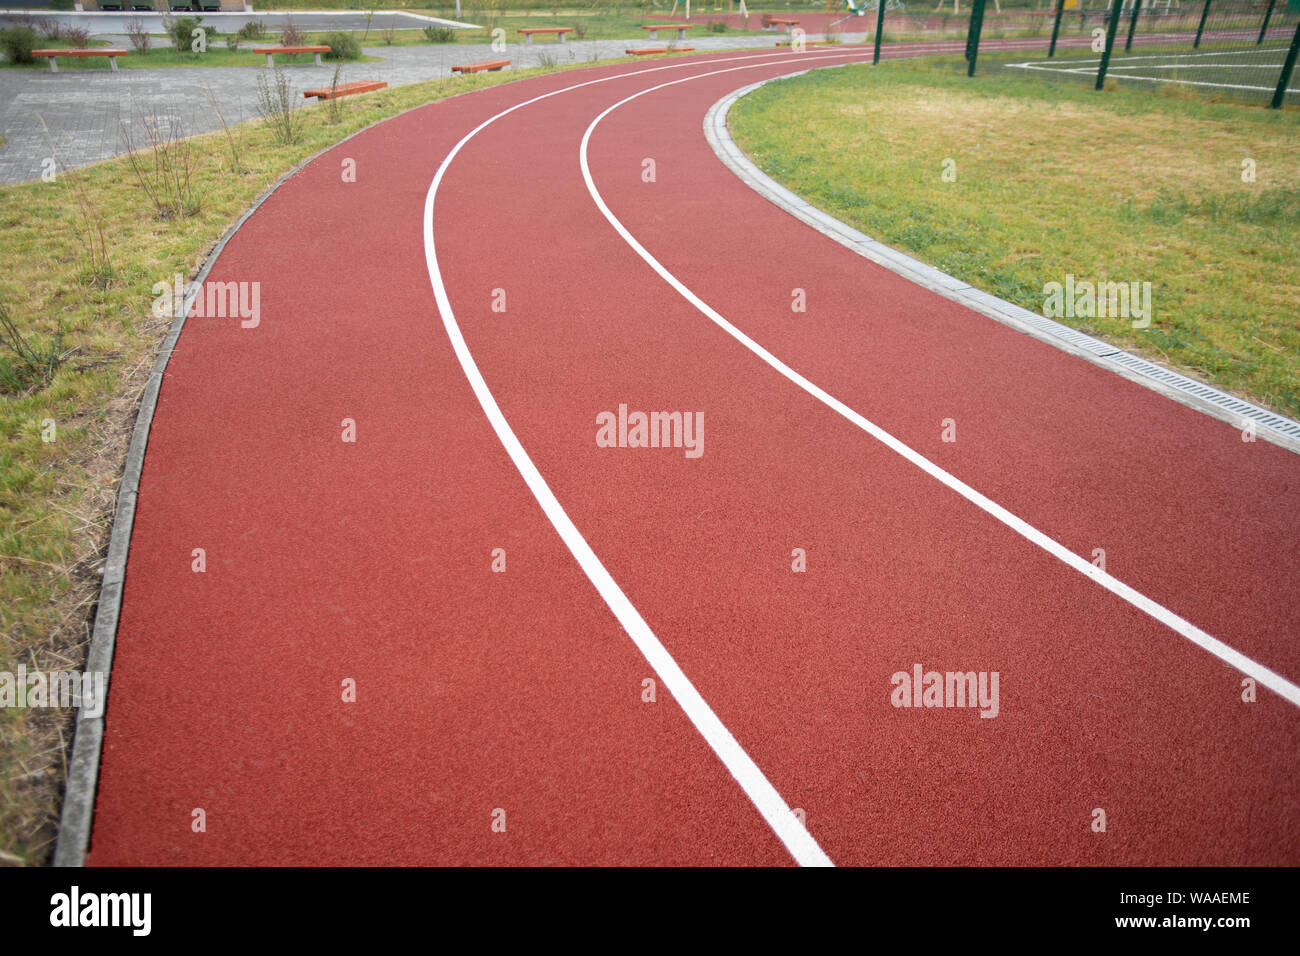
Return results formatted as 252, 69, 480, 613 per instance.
582, 60, 1300, 686
87, 57, 839, 866
426, 53, 1300, 863
85, 45, 1300, 867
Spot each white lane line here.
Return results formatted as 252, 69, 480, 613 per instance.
422, 51, 875, 868
578, 70, 1300, 710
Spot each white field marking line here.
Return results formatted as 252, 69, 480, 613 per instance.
1014, 48, 1290, 66
1009, 61, 1293, 91
578, 70, 1300, 711
422, 50, 874, 868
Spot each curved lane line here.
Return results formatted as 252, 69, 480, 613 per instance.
577, 69, 1300, 710
422, 51, 875, 868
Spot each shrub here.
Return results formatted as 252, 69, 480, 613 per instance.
322, 31, 361, 60
280, 17, 306, 47
255, 68, 301, 146
167, 16, 217, 54
126, 17, 151, 54
32, 17, 60, 40
423, 25, 456, 43
0, 297, 67, 393
63, 26, 91, 49
119, 111, 201, 220
237, 20, 267, 41
381, 26, 396, 45
0, 26, 37, 65
708, 20, 728, 34
226, 33, 240, 52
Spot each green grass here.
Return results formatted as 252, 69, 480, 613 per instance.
0, 52, 641, 866
728, 58, 1300, 418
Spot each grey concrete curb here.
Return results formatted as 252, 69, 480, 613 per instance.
50, 81, 502, 866
704, 73, 1300, 456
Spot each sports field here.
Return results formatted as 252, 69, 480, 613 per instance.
1000, 42, 1300, 103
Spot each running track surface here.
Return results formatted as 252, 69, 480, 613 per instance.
86, 43, 1300, 866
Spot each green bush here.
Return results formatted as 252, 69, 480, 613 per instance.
167, 15, 217, 54
0, 26, 37, 65
423, 25, 457, 43
322, 31, 361, 60
708, 20, 728, 34
237, 20, 267, 41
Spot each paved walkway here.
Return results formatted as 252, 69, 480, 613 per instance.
0, 34, 816, 184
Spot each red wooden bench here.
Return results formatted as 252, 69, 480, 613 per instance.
518, 27, 573, 44
625, 47, 695, 56
31, 48, 128, 73
303, 80, 388, 100
641, 23, 695, 40
451, 59, 511, 74
763, 16, 800, 33
253, 45, 332, 68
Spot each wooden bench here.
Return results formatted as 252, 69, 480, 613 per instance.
31, 49, 128, 73
641, 23, 695, 40
451, 59, 510, 74
625, 47, 694, 56
303, 80, 388, 100
518, 27, 572, 44
253, 45, 332, 68
774, 40, 828, 47
763, 16, 800, 33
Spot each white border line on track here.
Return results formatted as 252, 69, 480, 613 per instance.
577, 65, 1300, 711
422, 50, 870, 869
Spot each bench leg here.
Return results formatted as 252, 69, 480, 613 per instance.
314, 52, 323, 66
525, 34, 533, 44
558, 33, 565, 42
108, 56, 118, 72
265, 53, 274, 68
649, 29, 659, 38
48, 58, 58, 73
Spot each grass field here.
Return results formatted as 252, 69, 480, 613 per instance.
0, 52, 638, 866
729, 58, 1300, 419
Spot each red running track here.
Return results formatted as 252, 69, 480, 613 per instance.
86, 46, 1300, 866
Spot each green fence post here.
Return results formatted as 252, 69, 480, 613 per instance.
1095, 0, 1123, 90
1125, 0, 1142, 51
873, 0, 886, 64
966, 0, 988, 77
1194, 0, 1212, 48
1048, 0, 1066, 57
1271, 17, 1300, 108
1258, 0, 1276, 45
